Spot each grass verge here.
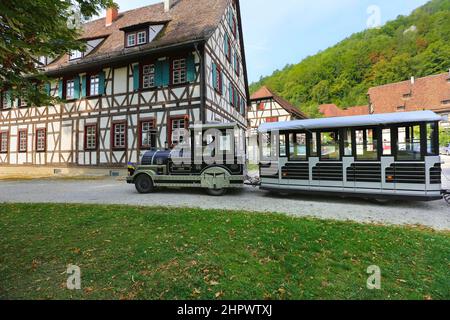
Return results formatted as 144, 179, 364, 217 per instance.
0, 203, 448, 300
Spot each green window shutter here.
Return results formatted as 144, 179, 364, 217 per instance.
155, 61, 163, 87
44, 83, 51, 96
224, 33, 229, 56
155, 61, 162, 87
162, 60, 170, 86
155, 60, 170, 87
133, 64, 140, 91
229, 83, 233, 105
58, 80, 63, 98
81, 75, 87, 98
186, 55, 196, 83
212, 63, 217, 90
73, 76, 80, 99
99, 71, 106, 95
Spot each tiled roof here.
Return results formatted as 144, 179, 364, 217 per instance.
45, 0, 228, 73
368, 72, 450, 114
319, 104, 368, 118
251, 86, 308, 119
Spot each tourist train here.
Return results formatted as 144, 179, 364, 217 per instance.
128, 110, 444, 202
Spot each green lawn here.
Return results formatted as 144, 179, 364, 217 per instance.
0, 204, 449, 300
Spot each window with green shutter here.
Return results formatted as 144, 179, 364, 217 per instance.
155, 60, 170, 87
73, 76, 80, 99
98, 71, 106, 95
58, 80, 64, 99
133, 64, 140, 91
81, 76, 87, 98
186, 55, 196, 83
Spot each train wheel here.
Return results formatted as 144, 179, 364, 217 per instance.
135, 175, 154, 194
206, 188, 227, 197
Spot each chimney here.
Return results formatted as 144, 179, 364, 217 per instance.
106, 6, 119, 27
411, 76, 415, 85
164, 0, 178, 12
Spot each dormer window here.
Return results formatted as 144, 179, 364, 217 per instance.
137, 31, 147, 45
126, 30, 147, 47
123, 24, 165, 48
69, 50, 83, 61
127, 33, 136, 47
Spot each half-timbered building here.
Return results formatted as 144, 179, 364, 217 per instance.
0, 0, 249, 175
247, 86, 307, 163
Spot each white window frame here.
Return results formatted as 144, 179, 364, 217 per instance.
137, 31, 147, 45
69, 50, 83, 61
90, 75, 100, 96
172, 58, 187, 85
0, 131, 8, 153
85, 125, 97, 150
142, 64, 155, 89
36, 129, 46, 152
171, 118, 186, 145
127, 33, 136, 47
66, 80, 75, 100
140, 120, 156, 149
18, 130, 27, 152
113, 123, 126, 149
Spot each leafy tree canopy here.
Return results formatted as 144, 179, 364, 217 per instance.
0, 0, 116, 105
250, 0, 450, 117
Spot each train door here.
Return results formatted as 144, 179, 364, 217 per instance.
285, 132, 310, 189
389, 124, 427, 196
259, 132, 281, 184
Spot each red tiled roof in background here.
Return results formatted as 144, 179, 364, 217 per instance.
319, 104, 369, 118
250, 86, 308, 119
368, 72, 450, 114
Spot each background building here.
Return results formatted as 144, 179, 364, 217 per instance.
320, 71, 450, 127
247, 86, 307, 163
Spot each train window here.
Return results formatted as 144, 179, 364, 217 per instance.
289, 133, 307, 161
426, 122, 438, 156
343, 129, 352, 156
220, 135, 232, 152
382, 129, 392, 156
397, 125, 421, 161
309, 132, 318, 157
261, 133, 272, 158
320, 131, 340, 160
355, 128, 378, 161
279, 134, 287, 157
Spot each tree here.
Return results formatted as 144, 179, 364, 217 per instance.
249, 0, 450, 117
0, 0, 115, 106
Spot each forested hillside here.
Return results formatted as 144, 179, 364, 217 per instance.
249, 0, 450, 117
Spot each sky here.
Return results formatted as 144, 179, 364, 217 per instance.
96, 0, 430, 83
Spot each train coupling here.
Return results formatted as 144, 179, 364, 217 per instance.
244, 175, 261, 187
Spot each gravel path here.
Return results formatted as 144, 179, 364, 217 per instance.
0, 178, 449, 231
